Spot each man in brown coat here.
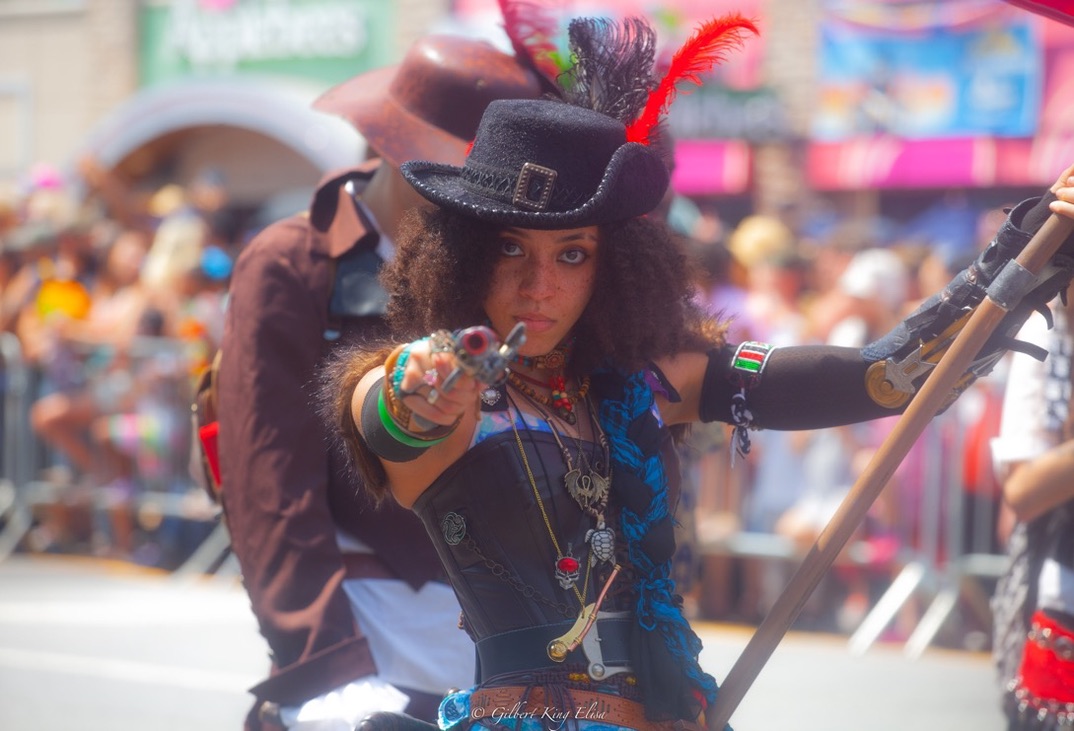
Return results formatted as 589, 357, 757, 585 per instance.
217, 36, 541, 731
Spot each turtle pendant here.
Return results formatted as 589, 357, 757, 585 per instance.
586, 525, 616, 564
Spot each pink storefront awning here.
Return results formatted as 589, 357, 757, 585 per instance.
807, 135, 1074, 190
672, 139, 753, 195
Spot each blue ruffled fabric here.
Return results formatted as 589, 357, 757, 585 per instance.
596, 369, 723, 725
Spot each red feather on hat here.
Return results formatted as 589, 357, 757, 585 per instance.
626, 13, 759, 145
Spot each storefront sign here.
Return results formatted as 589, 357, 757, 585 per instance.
814, 3, 1041, 140
807, 134, 1074, 190
139, 0, 394, 86
808, 9, 1074, 190
668, 86, 788, 142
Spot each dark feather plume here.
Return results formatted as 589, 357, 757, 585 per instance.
561, 17, 657, 125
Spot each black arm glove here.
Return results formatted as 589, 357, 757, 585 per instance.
700, 194, 1074, 435
699, 343, 891, 430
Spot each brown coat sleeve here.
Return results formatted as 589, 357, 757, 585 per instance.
217, 216, 375, 706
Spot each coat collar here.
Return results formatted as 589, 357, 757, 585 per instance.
309, 160, 380, 259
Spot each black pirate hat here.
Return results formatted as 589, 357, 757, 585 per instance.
401, 15, 757, 230
400, 98, 669, 229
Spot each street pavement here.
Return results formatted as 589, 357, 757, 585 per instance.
0, 555, 1005, 731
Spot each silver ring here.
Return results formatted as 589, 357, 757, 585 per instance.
426, 388, 440, 405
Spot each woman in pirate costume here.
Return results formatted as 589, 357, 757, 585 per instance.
325, 14, 1074, 731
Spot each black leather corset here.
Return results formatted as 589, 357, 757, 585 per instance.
412, 428, 625, 641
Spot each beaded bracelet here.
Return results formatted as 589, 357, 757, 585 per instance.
391, 347, 412, 396
380, 341, 461, 443
382, 343, 413, 426
377, 389, 448, 447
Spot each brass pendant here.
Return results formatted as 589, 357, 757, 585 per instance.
564, 469, 609, 507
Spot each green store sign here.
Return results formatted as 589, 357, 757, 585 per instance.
139, 0, 396, 87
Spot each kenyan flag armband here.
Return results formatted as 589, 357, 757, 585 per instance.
726, 341, 774, 462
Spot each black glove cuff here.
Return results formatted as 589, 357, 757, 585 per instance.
863, 196, 1041, 365
360, 377, 428, 463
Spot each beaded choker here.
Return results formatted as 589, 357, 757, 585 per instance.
512, 341, 573, 371
507, 372, 590, 424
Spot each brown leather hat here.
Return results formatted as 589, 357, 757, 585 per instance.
313, 35, 543, 169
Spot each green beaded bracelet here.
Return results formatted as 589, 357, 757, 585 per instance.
377, 390, 447, 448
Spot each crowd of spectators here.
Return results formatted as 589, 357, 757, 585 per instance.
675, 192, 1016, 648
0, 159, 235, 567
0, 160, 1024, 644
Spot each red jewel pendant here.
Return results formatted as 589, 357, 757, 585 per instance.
555, 554, 580, 590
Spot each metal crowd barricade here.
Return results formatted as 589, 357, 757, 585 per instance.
692, 424, 918, 625
95, 335, 226, 570
850, 391, 1008, 658
0, 331, 33, 559
847, 410, 955, 655
0, 334, 226, 569
692, 390, 1010, 656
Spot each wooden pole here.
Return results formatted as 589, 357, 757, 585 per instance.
707, 214, 1074, 730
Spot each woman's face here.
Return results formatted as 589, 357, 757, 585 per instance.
483, 225, 599, 357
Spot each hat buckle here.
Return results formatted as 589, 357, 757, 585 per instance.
512, 162, 558, 212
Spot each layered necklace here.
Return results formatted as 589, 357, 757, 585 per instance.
506, 383, 625, 663
508, 396, 592, 604
508, 342, 590, 424
508, 386, 617, 597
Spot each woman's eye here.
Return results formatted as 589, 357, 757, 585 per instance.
499, 240, 523, 256
559, 248, 588, 264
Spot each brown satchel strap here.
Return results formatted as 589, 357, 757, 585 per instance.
197, 348, 223, 421
192, 348, 224, 500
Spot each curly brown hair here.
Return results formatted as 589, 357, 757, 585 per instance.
383, 207, 725, 373
318, 341, 394, 499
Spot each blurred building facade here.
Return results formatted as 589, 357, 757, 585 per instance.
1, 0, 1073, 236
0, 0, 451, 215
